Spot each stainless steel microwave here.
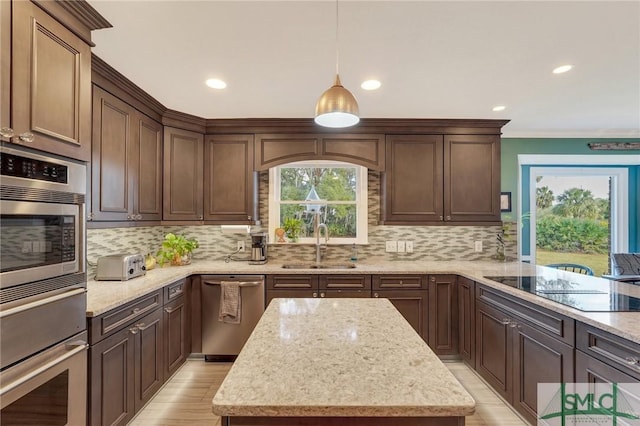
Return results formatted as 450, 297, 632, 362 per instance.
0, 144, 86, 288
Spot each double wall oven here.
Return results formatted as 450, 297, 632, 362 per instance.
0, 144, 88, 425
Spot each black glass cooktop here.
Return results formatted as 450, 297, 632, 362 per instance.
483, 276, 640, 312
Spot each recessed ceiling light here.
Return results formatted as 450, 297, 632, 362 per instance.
552, 65, 573, 74
492, 105, 506, 112
361, 79, 381, 90
205, 78, 227, 89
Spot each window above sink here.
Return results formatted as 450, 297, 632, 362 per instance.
268, 160, 368, 245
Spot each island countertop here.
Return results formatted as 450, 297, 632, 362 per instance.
212, 297, 475, 419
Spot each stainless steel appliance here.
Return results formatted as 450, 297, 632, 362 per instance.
201, 275, 265, 360
249, 231, 268, 265
0, 144, 88, 424
95, 253, 146, 281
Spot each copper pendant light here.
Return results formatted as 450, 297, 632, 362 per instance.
314, 0, 359, 128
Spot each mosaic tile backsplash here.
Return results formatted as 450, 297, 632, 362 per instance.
87, 171, 517, 277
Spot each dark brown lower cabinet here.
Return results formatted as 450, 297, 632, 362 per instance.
475, 300, 574, 425
89, 308, 163, 426
458, 277, 475, 366
374, 290, 428, 341
265, 289, 316, 307
164, 294, 188, 380
428, 275, 458, 356
133, 308, 164, 411
575, 350, 638, 384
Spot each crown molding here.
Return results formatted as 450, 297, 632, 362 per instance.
163, 110, 207, 133
33, 0, 111, 46
91, 54, 166, 122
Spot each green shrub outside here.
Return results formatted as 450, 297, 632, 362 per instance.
536, 216, 609, 254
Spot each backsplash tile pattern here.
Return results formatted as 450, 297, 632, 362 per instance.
87, 171, 517, 276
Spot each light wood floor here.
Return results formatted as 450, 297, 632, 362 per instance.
130, 358, 529, 426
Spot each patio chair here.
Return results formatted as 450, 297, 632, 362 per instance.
545, 263, 594, 276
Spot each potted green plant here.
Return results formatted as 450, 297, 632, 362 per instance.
282, 217, 304, 242
156, 233, 199, 266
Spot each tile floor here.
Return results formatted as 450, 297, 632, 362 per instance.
130, 358, 529, 425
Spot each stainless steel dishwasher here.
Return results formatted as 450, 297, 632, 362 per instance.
201, 275, 265, 361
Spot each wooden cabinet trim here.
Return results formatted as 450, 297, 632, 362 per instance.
267, 275, 319, 290
165, 279, 186, 302
90, 290, 162, 344
373, 275, 426, 289
576, 322, 640, 380
319, 275, 372, 290
576, 350, 638, 384
476, 285, 574, 345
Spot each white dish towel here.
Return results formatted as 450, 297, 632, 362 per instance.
219, 281, 242, 324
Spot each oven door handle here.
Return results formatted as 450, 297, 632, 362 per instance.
0, 342, 88, 396
0, 287, 86, 318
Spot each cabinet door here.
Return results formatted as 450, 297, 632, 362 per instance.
475, 300, 512, 402
267, 275, 318, 290
374, 290, 428, 341
458, 277, 475, 366
134, 113, 163, 221
512, 319, 574, 425
576, 350, 639, 385
320, 275, 371, 290
444, 135, 500, 222
382, 135, 443, 223
12, 0, 91, 161
91, 86, 132, 221
428, 275, 459, 356
134, 308, 164, 411
164, 294, 187, 380
163, 127, 204, 221
204, 135, 255, 223
322, 289, 371, 298
89, 327, 135, 426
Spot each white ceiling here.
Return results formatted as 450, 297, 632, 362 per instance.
89, 1, 640, 138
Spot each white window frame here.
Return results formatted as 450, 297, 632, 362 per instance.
268, 160, 368, 244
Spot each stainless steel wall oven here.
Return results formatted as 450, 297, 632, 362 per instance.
0, 144, 88, 425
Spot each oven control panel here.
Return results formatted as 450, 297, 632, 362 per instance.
1, 152, 68, 183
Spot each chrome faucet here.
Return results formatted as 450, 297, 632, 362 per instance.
316, 222, 329, 264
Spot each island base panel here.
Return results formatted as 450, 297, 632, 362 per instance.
221, 416, 465, 425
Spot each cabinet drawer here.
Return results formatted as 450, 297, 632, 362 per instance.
476, 285, 574, 345
320, 275, 371, 290
89, 290, 163, 344
165, 279, 186, 302
267, 275, 318, 290
576, 323, 640, 380
373, 275, 426, 289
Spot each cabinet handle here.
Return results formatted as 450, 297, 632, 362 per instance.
501, 318, 511, 325
320, 292, 325, 298
373, 292, 379, 298
439, 216, 443, 221
199, 215, 203, 220
509, 322, 518, 328
625, 357, 639, 365
312, 292, 318, 298
430, 277, 436, 282
132, 308, 140, 314
446, 215, 451, 221
248, 215, 252, 220
127, 214, 132, 220
0, 127, 14, 139
136, 322, 155, 331
165, 307, 177, 313
137, 214, 142, 220
129, 327, 139, 335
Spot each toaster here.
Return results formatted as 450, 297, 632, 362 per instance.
95, 253, 146, 281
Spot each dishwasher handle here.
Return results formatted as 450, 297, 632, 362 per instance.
203, 280, 263, 287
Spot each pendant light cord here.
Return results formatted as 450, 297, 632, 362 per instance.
335, 0, 339, 76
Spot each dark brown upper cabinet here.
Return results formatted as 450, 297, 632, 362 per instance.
382, 134, 500, 225
91, 86, 163, 223
204, 135, 256, 224
254, 133, 385, 171
10, 1, 97, 161
163, 127, 204, 221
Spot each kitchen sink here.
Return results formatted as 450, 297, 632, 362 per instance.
281, 263, 356, 269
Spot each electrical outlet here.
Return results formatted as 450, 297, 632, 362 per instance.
397, 241, 406, 253
385, 240, 397, 253
406, 241, 414, 253
237, 241, 245, 252
474, 240, 483, 252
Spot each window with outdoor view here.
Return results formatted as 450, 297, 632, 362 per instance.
268, 161, 368, 244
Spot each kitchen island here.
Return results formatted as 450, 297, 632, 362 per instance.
212, 298, 475, 426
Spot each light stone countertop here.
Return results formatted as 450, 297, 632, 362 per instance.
86, 259, 640, 345
211, 297, 476, 417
